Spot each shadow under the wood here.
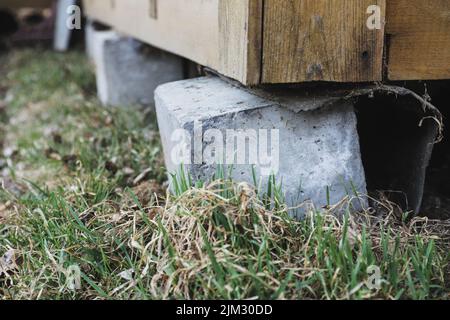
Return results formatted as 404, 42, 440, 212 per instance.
414, 81, 450, 220
355, 86, 440, 216
0, 10, 19, 37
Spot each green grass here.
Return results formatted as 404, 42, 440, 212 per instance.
0, 49, 449, 300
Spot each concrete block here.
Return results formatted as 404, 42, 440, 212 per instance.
85, 20, 96, 62
90, 28, 184, 107
53, 0, 76, 52
155, 77, 367, 215
86, 25, 119, 105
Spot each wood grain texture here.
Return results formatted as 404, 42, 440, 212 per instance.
219, 0, 263, 85
262, 0, 386, 83
386, 0, 450, 80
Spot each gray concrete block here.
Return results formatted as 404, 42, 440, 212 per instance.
90, 29, 184, 107
85, 20, 96, 62
53, 0, 77, 52
155, 77, 368, 215
86, 26, 119, 105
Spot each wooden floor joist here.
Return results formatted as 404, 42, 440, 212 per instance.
82, 0, 450, 85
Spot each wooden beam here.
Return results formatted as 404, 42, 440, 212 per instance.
386, 0, 450, 80
261, 0, 386, 83
219, 0, 263, 85
82, 0, 450, 85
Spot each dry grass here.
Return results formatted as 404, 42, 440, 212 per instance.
2, 176, 449, 300
132, 180, 449, 300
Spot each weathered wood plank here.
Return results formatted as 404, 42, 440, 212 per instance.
82, 0, 450, 85
219, 0, 263, 85
386, 0, 450, 80
262, 0, 386, 83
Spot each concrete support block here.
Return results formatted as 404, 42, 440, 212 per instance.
89, 27, 184, 107
53, 0, 76, 52
85, 20, 97, 62
155, 77, 367, 214
85, 23, 119, 105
